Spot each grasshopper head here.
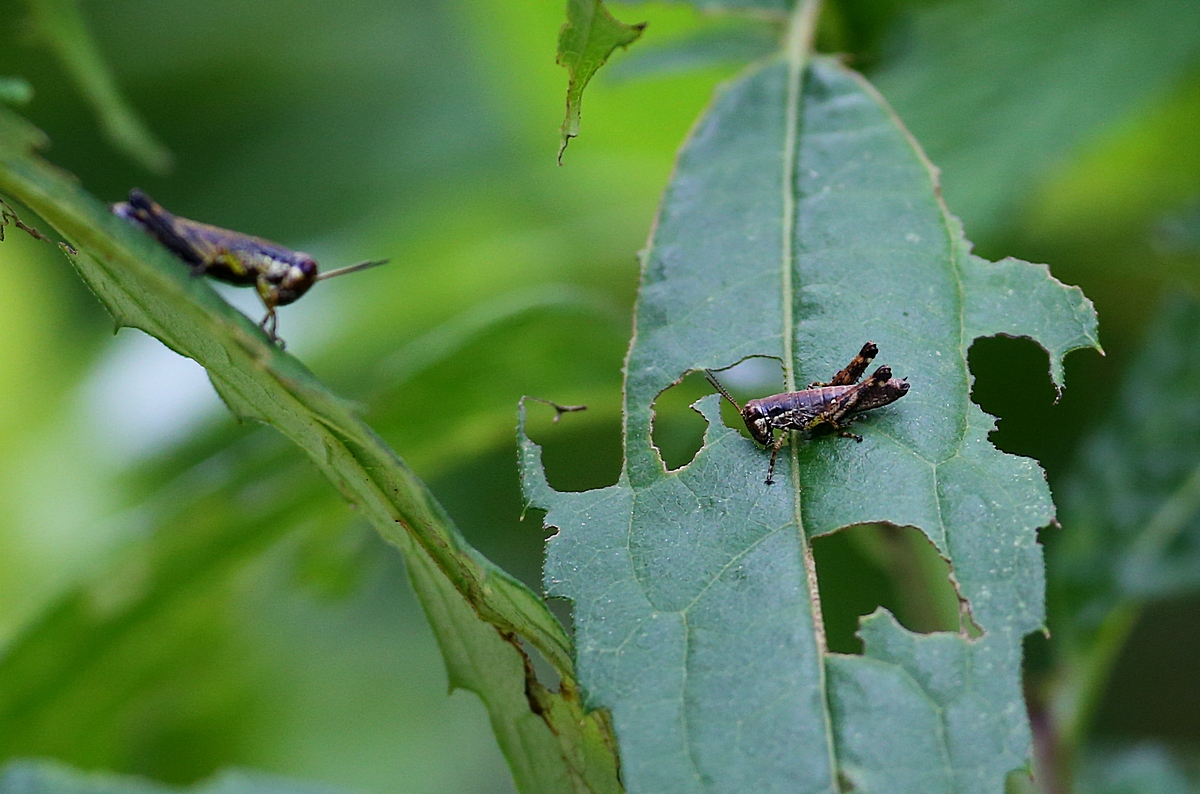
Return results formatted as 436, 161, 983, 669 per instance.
273, 255, 319, 306
741, 403, 775, 447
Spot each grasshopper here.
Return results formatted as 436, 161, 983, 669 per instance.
113, 189, 386, 346
705, 342, 909, 484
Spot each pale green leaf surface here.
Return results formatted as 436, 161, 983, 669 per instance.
557, 0, 646, 161
0, 761, 345, 794
521, 55, 1098, 792
0, 107, 618, 794
23, 0, 173, 173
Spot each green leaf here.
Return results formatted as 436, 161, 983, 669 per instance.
1156, 198, 1200, 256
649, 0, 790, 12
521, 30, 1099, 794
0, 106, 619, 794
557, 0, 646, 163
0, 760, 346, 794
22, 0, 173, 173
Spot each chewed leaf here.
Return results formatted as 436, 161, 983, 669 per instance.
960, 250, 1101, 393
557, 0, 645, 163
521, 54, 1099, 792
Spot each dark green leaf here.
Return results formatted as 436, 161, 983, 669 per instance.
557, 0, 646, 162
1078, 744, 1194, 794
1156, 199, 1200, 256
521, 44, 1098, 792
1058, 293, 1200, 614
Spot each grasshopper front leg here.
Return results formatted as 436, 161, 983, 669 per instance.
255, 277, 282, 345
765, 431, 789, 485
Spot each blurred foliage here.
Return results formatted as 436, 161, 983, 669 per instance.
0, 78, 33, 106
0, 0, 1196, 792
20, 0, 172, 172
0, 760, 347, 793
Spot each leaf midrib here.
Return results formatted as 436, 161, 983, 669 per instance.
780, 0, 840, 790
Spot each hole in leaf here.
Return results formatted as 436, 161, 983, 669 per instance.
651, 370, 710, 470
968, 335, 1073, 469
813, 523, 968, 654
652, 358, 783, 470
524, 402, 623, 492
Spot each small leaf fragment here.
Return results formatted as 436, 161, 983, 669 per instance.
557, 0, 645, 163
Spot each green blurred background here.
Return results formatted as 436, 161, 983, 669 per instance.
0, 0, 1198, 791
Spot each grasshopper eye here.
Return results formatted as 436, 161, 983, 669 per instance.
742, 405, 774, 447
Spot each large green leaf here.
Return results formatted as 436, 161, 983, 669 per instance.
0, 760, 344, 794
521, 21, 1099, 792
0, 106, 618, 794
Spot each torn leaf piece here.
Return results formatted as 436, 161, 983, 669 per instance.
557, 0, 645, 163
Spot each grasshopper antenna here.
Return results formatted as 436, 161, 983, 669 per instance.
704, 369, 743, 412
316, 259, 389, 281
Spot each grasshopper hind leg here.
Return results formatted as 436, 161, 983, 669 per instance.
812, 341, 878, 387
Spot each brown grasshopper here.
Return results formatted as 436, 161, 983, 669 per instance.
113, 189, 387, 346
706, 342, 909, 484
